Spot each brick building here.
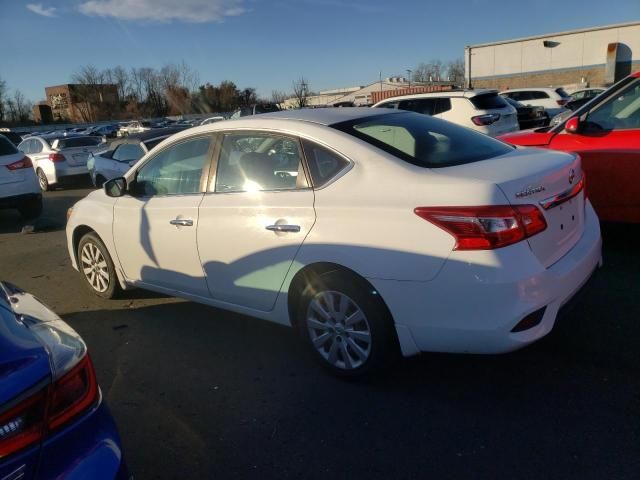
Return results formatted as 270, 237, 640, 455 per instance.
465, 21, 640, 92
44, 84, 119, 123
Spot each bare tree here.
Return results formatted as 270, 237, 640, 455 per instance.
0, 77, 6, 123
292, 76, 309, 108
112, 66, 130, 100
4, 90, 32, 123
271, 90, 288, 105
412, 60, 444, 83
446, 58, 465, 85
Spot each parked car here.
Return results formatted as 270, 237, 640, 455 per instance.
18, 135, 105, 191
0, 129, 24, 146
500, 87, 571, 118
117, 121, 151, 137
200, 116, 225, 125
0, 281, 129, 479
90, 124, 119, 138
230, 103, 280, 119
0, 134, 42, 219
372, 90, 519, 137
499, 72, 640, 224
567, 88, 606, 110
548, 87, 609, 127
88, 127, 187, 187
503, 97, 549, 129
67, 108, 601, 377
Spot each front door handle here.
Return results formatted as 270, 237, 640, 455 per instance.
266, 224, 300, 233
170, 218, 194, 227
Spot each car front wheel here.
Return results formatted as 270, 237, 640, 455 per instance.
298, 271, 397, 377
77, 232, 120, 299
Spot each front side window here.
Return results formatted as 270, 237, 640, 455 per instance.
332, 111, 513, 168
585, 79, 640, 131
113, 143, 145, 162
135, 136, 212, 196
215, 133, 304, 192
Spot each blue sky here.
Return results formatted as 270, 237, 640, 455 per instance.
2, 0, 639, 102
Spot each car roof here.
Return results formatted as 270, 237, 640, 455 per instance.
375, 89, 497, 104
256, 107, 403, 125
500, 87, 559, 93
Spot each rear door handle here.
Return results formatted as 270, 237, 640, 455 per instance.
266, 224, 300, 233
170, 218, 194, 227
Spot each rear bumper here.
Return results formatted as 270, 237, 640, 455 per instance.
36, 396, 128, 480
39, 162, 89, 186
0, 192, 41, 209
373, 202, 602, 356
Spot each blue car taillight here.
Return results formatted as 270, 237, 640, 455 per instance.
0, 318, 99, 460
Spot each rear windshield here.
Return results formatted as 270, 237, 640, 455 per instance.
0, 135, 19, 155
469, 92, 508, 110
555, 88, 570, 98
56, 137, 103, 149
332, 112, 513, 168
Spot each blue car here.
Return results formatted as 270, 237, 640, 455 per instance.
0, 282, 129, 480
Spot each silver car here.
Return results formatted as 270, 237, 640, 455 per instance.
18, 135, 105, 191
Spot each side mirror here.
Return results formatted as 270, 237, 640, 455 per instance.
104, 177, 127, 197
565, 117, 581, 134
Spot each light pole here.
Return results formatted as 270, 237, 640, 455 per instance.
406, 69, 412, 88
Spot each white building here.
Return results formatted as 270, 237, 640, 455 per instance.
465, 21, 640, 91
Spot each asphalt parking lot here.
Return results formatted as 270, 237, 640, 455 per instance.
0, 186, 639, 480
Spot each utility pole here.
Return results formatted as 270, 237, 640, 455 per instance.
406, 69, 412, 88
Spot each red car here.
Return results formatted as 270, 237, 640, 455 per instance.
499, 72, 640, 223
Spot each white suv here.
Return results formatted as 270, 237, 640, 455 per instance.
372, 90, 518, 136
500, 88, 571, 118
0, 134, 42, 219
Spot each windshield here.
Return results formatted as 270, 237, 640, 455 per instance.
332, 112, 513, 168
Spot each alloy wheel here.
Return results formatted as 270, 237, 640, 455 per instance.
306, 291, 372, 370
37, 170, 48, 191
80, 242, 110, 293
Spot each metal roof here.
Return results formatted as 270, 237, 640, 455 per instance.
466, 21, 640, 49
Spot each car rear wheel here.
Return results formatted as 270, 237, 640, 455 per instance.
77, 232, 120, 299
297, 271, 397, 377
36, 169, 49, 191
18, 196, 43, 220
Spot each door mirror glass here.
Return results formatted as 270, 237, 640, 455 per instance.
565, 117, 580, 134
104, 177, 127, 197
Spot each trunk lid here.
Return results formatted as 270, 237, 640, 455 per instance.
0, 151, 28, 185
437, 148, 585, 268
0, 284, 51, 408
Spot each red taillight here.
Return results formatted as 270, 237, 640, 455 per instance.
471, 113, 500, 126
49, 152, 65, 163
6, 156, 33, 170
0, 355, 98, 459
557, 99, 568, 106
0, 390, 47, 458
414, 205, 547, 250
47, 355, 98, 430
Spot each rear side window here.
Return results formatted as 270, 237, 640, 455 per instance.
531, 91, 550, 100
113, 143, 145, 162
57, 137, 103, 148
0, 135, 18, 155
470, 93, 508, 110
31, 140, 43, 154
301, 140, 349, 187
332, 111, 513, 168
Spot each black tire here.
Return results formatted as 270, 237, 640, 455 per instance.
18, 196, 43, 220
95, 175, 106, 188
297, 270, 397, 378
36, 169, 49, 191
77, 232, 121, 299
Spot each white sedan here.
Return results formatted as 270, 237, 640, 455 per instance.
66, 108, 602, 376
